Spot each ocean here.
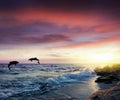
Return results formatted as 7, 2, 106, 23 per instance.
0, 64, 99, 100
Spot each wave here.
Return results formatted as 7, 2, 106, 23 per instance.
45, 68, 95, 84
0, 65, 96, 99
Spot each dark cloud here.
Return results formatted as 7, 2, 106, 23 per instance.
0, 18, 90, 45
20, 34, 71, 44
0, 19, 72, 44
0, 18, 75, 34
0, 0, 119, 12
0, 34, 70, 45
0, 19, 58, 33
0, 0, 119, 25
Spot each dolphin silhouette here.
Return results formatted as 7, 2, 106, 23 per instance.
28, 57, 40, 64
8, 61, 19, 70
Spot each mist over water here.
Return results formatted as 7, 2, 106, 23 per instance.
0, 64, 98, 99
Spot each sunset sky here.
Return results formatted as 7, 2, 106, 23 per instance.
0, 0, 120, 65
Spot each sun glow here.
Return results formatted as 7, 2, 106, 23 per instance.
90, 53, 116, 63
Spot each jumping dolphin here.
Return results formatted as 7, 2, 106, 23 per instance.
28, 57, 40, 64
8, 61, 19, 70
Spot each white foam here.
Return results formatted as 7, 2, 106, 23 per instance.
46, 68, 95, 84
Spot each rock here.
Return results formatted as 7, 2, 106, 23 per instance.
92, 95, 100, 100
95, 75, 119, 83
117, 82, 120, 85
95, 76, 111, 83
89, 82, 120, 100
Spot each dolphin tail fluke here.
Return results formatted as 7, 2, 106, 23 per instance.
37, 60, 40, 64
8, 64, 11, 70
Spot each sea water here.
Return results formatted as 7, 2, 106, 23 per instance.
0, 64, 99, 100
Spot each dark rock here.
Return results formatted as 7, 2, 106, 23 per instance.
95, 76, 111, 83
95, 75, 119, 83
92, 95, 100, 100
89, 82, 120, 100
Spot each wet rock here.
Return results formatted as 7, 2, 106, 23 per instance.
95, 75, 119, 83
89, 82, 120, 100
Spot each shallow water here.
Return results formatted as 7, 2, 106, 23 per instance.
0, 64, 98, 100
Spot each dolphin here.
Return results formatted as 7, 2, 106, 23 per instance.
8, 61, 19, 70
28, 57, 40, 64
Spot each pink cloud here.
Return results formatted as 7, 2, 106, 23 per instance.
46, 36, 120, 49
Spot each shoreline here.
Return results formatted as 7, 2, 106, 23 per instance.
88, 67, 120, 100
89, 81, 120, 100
5, 77, 98, 100
89, 65, 120, 100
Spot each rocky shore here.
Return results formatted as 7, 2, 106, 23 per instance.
89, 64, 120, 100
89, 82, 120, 100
